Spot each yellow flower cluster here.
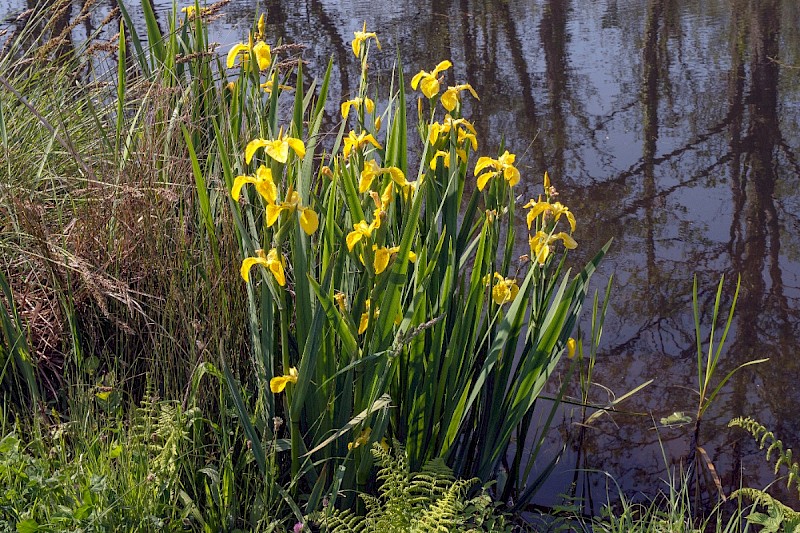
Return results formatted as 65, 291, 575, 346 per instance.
411, 61, 479, 115
233, 147, 318, 236
524, 172, 578, 265
224, 13, 295, 95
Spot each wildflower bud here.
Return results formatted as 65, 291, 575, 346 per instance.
227, 81, 236, 92
257, 13, 266, 38
369, 191, 381, 208
374, 116, 382, 131
548, 186, 559, 198
485, 209, 497, 222
543, 170, 550, 190
321, 165, 333, 179
334, 291, 347, 312
567, 338, 576, 359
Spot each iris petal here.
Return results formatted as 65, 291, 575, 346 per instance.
241, 257, 268, 282
226, 43, 249, 69
286, 137, 306, 158
245, 139, 269, 164
374, 247, 391, 274
266, 140, 290, 164
298, 208, 319, 235
232, 175, 257, 202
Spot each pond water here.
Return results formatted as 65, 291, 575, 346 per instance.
4, 0, 800, 514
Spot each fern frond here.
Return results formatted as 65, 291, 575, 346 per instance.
316, 508, 365, 532
732, 488, 800, 519
314, 442, 510, 532
414, 478, 477, 532
730, 417, 800, 497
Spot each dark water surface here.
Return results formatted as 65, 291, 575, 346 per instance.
4, 0, 800, 512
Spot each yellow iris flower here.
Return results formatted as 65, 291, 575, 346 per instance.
529, 231, 578, 265
334, 291, 347, 312
483, 272, 519, 305
411, 60, 452, 99
181, 5, 196, 17
358, 160, 406, 193
266, 187, 319, 235
241, 248, 286, 285
343, 130, 382, 159
400, 181, 417, 200
348, 427, 372, 450
430, 150, 451, 170
430, 148, 468, 171
352, 22, 381, 58
346, 219, 380, 251
231, 165, 277, 204
524, 199, 576, 233
227, 43, 250, 68
226, 40, 271, 71
341, 96, 375, 120
358, 299, 380, 334
475, 150, 520, 190
270, 367, 298, 393
371, 245, 417, 275
441, 83, 479, 112
428, 115, 477, 147
457, 128, 478, 151
245, 129, 306, 164
260, 79, 294, 94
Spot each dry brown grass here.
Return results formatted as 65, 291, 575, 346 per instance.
1, 54, 248, 403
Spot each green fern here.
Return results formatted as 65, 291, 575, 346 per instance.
729, 417, 800, 494
730, 489, 800, 533
129, 390, 201, 491
729, 417, 800, 533
314, 442, 512, 532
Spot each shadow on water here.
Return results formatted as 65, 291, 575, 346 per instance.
4, 0, 800, 515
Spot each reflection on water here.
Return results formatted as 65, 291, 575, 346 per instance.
4, 0, 800, 512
